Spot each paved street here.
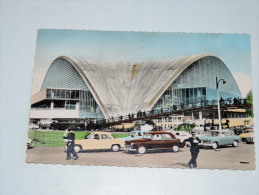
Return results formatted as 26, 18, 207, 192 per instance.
26, 142, 255, 170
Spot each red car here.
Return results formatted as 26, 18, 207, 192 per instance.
125, 131, 184, 154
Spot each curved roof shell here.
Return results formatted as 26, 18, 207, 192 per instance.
43, 54, 240, 119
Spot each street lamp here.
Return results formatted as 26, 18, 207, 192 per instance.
216, 77, 226, 130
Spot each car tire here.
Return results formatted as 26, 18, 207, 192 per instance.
137, 145, 147, 154
111, 144, 120, 152
233, 141, 238, 147
74, 145, 82, 153
172, 145, 179, 152
212, 142, 218, 149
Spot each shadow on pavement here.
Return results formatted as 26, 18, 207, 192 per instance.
173, 163, 190, 168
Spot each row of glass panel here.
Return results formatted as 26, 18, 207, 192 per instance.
53, 100, 77, 110
31, 100, 77, 110
46, 89, 80, 99
152, 87, 241, 110
45, 88, 104, 118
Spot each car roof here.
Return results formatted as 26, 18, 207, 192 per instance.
131, 130, 149, 133
147, 131, 173, 135
208, 130, 231, 132
90, 131, 111, 135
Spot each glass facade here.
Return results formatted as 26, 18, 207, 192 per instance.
152, 56, 242, 110
41, 58, 104, 119
46, 89, 80, 100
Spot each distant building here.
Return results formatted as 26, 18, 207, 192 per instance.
30, 54, 244, 125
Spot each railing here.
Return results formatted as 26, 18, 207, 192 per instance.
30, 107, 51, 110
89, 98, 252, 126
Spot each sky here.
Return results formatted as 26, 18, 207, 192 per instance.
33, 30, 252, 97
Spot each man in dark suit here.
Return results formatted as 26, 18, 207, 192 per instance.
63, 129, 79, 160
186, 131, 202, 168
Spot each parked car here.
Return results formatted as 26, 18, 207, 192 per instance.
73, 132, 124, 152
230, 127, 243, 135
239, 129, 254, 142
27, 139, 34, 149
125, 131, 184, 154
123, 130, 151, 141
246, 133, 255, 144
199, 130, 241, 149
230, 126, 253, 135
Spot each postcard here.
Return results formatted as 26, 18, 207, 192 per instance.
26, 30, 254, 170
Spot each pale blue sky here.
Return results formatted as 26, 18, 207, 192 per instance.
33, 30, 252, 97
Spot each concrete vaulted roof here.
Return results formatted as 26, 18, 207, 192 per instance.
56, 54, 217, 119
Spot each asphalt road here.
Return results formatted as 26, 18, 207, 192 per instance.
26, 142, 255, 170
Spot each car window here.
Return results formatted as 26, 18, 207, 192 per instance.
152, 134, 162, 140
101, 134, 108, 139
161, 134, 173, 140
138, 132, 142, 136
87, 134, 94, 139
211, 132, 219, 136
225, 132, 231, 136
94, 134, 100, 139
143, 134, 151, 139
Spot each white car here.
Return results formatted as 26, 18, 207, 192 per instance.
167, 131, 192, 147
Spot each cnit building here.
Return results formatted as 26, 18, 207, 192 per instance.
30, 54, 252, 128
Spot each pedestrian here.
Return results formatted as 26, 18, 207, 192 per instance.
63, 129, 79, 160
186, 131, 201, 168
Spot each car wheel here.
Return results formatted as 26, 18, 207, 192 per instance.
74, 145, 82, 153
212, 142, 218, 149
111, 145, 120, 152
233, 141, 238, 147
172, 145, 179, 152
137, 145, 147, 154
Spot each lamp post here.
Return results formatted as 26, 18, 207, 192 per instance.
216, 77, 226, 130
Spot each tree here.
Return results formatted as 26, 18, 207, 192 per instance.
246, 90, 253, 117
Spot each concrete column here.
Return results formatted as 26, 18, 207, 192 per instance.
51, 101, 54, 110
199, 111, 202, 120
76, 102, 80, 110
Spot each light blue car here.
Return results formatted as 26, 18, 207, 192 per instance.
123, 131, 151, 141
199, 130, 242, 149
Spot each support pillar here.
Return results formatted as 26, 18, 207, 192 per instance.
199, 111, 202, 120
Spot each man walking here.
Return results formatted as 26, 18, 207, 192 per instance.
186, 131, 202, 168
63, 129, 79, 160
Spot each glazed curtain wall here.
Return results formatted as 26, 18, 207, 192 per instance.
41, 58, 104, 119
152, 56, 242, 110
